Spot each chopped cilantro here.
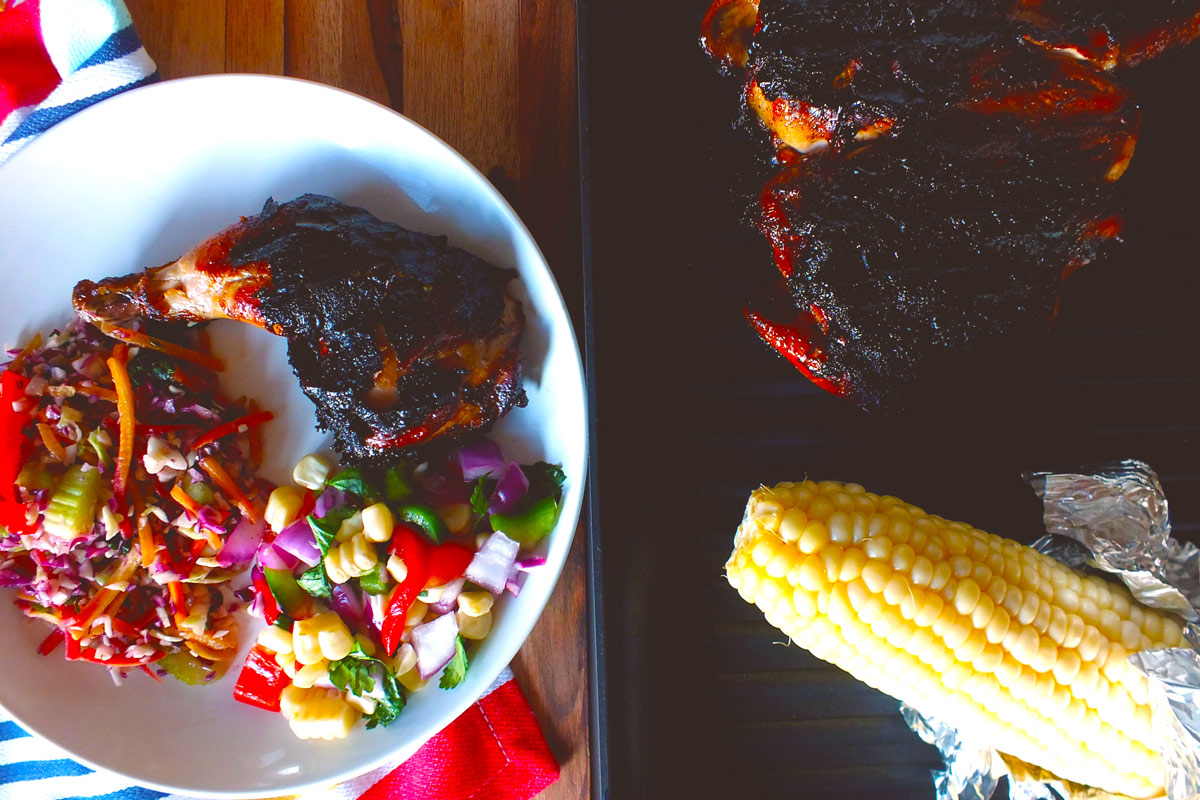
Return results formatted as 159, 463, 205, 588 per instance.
326, 467, 380, 500
307, 506, 356, 555
366, 670, 406, 730
297, 563, 332, 600
524, 462, 566, 504
439, 637, 468, 690
358, 564, 390, 595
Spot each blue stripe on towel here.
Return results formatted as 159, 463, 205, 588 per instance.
0, 758, 93, 782
0, 722, 30, 743
63, 787, 168, 800
77, 26, 144, 71
3, 72, 158, 145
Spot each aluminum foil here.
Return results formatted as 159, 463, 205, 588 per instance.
899, 460, 1200, 800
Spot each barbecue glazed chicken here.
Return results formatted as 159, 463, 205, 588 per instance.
73, 195, 525, 463
701, 0, 1193, 410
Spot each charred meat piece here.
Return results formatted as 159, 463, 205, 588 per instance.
74, 195, 526, 463
750, 120, 1123, 410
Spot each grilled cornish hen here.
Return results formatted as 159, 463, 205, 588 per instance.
73, 195, 525, 463
698, 0, 1195, 410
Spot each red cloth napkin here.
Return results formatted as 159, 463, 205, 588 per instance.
361, 675, 560, 800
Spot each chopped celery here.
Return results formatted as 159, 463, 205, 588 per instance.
15, 463, 54, 490
183, 474, 215, 506
85, 428, 111, 468
42, 464, 102, 539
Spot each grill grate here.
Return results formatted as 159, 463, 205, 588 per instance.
581, 2, 1200, 796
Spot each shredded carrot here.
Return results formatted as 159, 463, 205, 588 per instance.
170, 484, 201, 516
198, 456, 256, 522
140, 663, 163, 682
100, 325, 224, 372
191, 410, 274, 452
106, 354, 135, 500
75, 384, 118, 402
7, 333, 42, 373
130, 482, 158, 570
36, 423, 68, 462
168, 581, 188, 627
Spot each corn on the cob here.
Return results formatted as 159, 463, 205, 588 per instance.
726, 480, 1188, 799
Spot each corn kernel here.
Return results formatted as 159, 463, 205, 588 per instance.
458, 609, 492, 640
458, 591, 495, 617
265, 486, 306, 533
292, 454, 333, 490
387, 553, 408, 583
257, 624, 294, 655
293, 660, 329, 688
362, 502, 394, 543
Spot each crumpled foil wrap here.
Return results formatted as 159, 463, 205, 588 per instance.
899, 460, 1200, 800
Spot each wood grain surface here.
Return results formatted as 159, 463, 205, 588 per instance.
124, 2, 588, 798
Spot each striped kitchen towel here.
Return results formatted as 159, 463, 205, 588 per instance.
0, 665, 560, 800
0, 0, 157, 166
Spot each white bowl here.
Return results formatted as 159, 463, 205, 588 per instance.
0, 75, 586, 797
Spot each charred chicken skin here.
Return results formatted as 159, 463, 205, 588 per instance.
73, 194, 525, 463
698, 0, 1187, 410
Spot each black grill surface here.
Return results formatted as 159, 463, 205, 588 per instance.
580, 2, 1200, 796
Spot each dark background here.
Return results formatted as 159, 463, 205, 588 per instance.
581, 2, 1200, 797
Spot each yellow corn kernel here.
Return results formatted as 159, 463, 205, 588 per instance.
458, 591, 494, 618
439, 504, 472, 535
292, 454, 333, 491
457, 609, 492, 640
257, 624, 294, 655
265, 486, 306, 533
325, 532, 378, 584
280, 686, 360, 740
274, 650, 297, 678
398, 668, 427, 693
406, 599, 428, 628
386, 553, 408, 583
362, 502, 394, 543
725, 481, 1184, 800
392, 642, 417, 677
336, 510, 364, 543
293, 612, 354, 665
293, 659, 329, 689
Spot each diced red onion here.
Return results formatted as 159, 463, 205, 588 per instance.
330, 583, 364, 629
505, 578, 522, 597
515, 555, 546, 571
257, 542, 294, 571
487, 462, 529, 515
217, 515, 265, 568
273, 519, 321, 566
456, 439, 504, 480
412, 612, 460, 680
465, 531, 520, 594
313, 488, 348, 517
429, 577, 466, 614
362, 590, 385, 634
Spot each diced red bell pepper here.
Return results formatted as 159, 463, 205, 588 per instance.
428, 542, 473, 586
380, 525, 431, 656
0, 370, 34, 534
62, 633, 166, 667
252, 570, 282, 625
379, 526, 475, 656
233, 645, 290, 712
37, 628, 64, 656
